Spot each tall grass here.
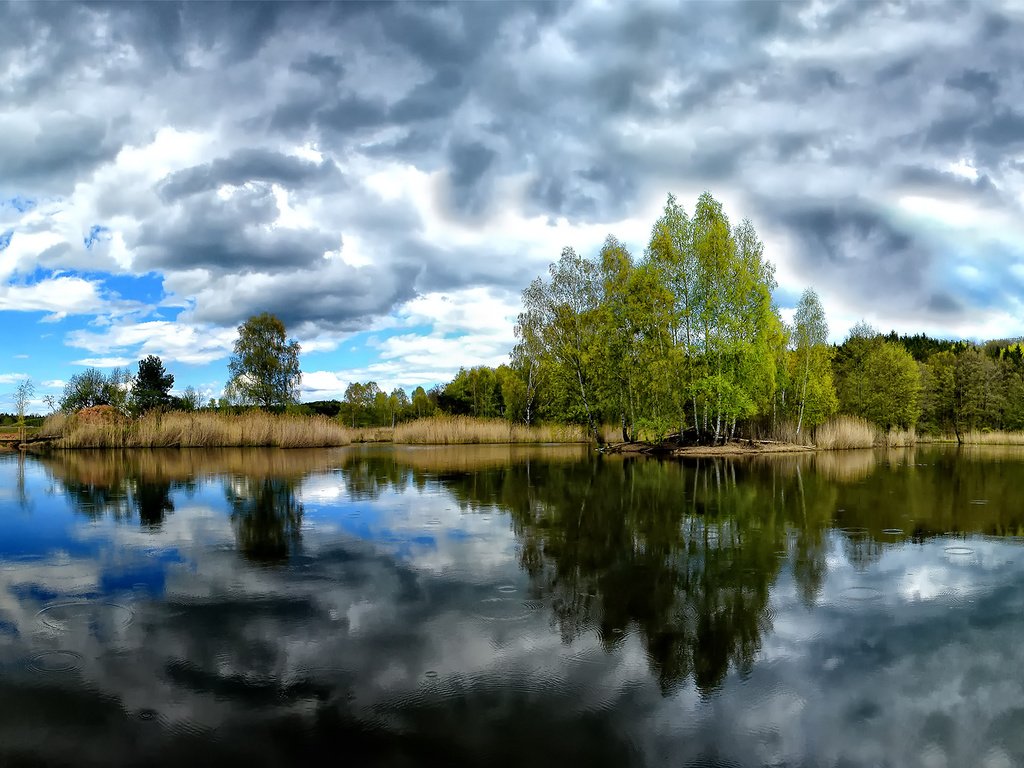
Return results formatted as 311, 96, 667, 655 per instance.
880, 427, 917, 447
958, 430, 1024, 445
813, 416, 876, 450
393, 415, 589, 445
48, 411, 353, 449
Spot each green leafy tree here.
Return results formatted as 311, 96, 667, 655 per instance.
175, 385, 202, 412
834, 321, 880, 417
860, 341, 921, 430
954, 347, 1001, 437
226, 313, 302, 408
792, 288, 834, 434
132, 355, 174, 414
411, 385, 433, 419
518, 247, 604, 441
919, 350, 956, 435
61, 367, 132, 413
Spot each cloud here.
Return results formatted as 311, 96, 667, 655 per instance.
66, 320, 238, 366
71, 357, 134, 368
5, 0, 1024, 390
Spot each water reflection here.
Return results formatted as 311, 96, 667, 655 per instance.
226, 476, 303, 562
4, 445, 1024, 765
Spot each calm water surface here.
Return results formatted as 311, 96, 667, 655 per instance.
2, 444, 1024, 766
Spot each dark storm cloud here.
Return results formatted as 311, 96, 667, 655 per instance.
134, 186, 339, 272
0, 115, 123, 193
157, 150, 342, 201
773, 202, 936, 302
183, 258, 422, 331
445, 140, 497, 217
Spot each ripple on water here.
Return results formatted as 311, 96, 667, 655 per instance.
473, 597, 532, 622
944, 546, 975, 557
882, 528, 904, 536
838, 586, 884, 602
839, 527, 869, 537
27, 650, 83, 673
495, 584, 517, 594
37, 601, 135, 633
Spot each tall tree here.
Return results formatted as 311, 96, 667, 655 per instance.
859, 341, 921, 430
519, 247, 604, 442
226, 313, 302, 408
132, 355, 174, 414
792, 288, 832, 435
834, 321, 880, 417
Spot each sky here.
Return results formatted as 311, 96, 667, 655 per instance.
3, 0, 1024, 411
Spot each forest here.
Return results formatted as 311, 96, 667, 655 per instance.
408, 192, 1024, 444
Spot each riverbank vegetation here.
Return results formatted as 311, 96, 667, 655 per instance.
393, 416, 589, 445
41, 410, 353, 449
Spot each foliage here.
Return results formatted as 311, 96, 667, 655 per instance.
226, 313, 302, 408
858, 341, 921, 429
792, 289, 834, 434
515, 192, 783, 444
61, 367, 132, 414
132, 355, 174, 414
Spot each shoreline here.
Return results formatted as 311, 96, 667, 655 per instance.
602, 439, 816, 457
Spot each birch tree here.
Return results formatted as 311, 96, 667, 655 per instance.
792, 289, 830, 435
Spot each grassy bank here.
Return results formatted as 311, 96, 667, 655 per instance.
393, 415, 589, 445
42, 410, 353, 449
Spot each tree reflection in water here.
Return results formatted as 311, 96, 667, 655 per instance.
225, 476, 303, 562
337, 451, 827, 696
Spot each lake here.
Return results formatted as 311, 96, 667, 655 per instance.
2, 444, 1024, 766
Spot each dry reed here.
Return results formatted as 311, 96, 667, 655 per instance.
349, 426, 395, 443
880, 427, 917, 447
393, 415, 589, 445
958, 430, 1024, 445
812, 416, 876, 450
49, 411, 353, 449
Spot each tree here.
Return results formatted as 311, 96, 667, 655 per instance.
411, 386, 433, 419
14, 378, 33, 440
226, 313, 302, 408
176, 386, 201, 412
792, 288, 833, 435
834, 321, 880, 417
61, 367, 131, 413
519, 247, 604, 442
388, 388, 410, 426
859, 341, 921, 430
132, 355, 174, 414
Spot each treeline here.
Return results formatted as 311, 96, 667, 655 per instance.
477, 192, 1024, 444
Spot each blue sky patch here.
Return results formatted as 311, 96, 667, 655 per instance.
84, 225, 112, 249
